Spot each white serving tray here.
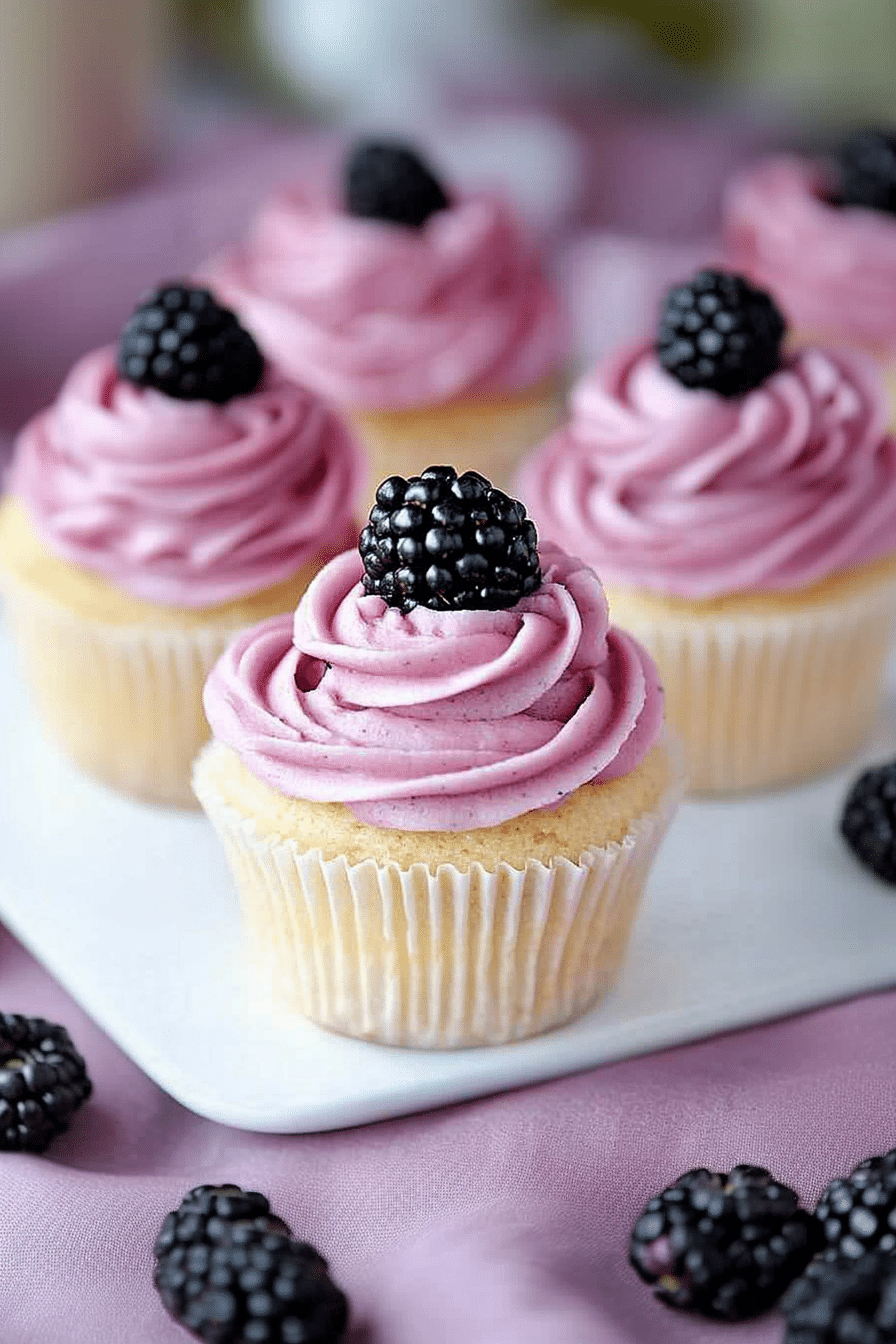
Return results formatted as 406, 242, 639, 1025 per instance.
2, 624, 896, 1134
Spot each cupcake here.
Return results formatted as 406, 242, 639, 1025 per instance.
193, 466, 679, 1048
724, 131, 896, 411
0, 283, 361, 808
203, 140, 563, 500
519, 269, 896, 795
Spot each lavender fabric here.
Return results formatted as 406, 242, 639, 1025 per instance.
3, 922, 895, 1344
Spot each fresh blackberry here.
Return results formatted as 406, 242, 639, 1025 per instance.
0, 1013, 92, 1153
117, 284, 264, 403
154, 1185, 348, 1344
841, 762, 896, 884
838, 129, 896, 216
629, 1164, 822, 1321
344, 139, 451, 228
816, 1150, 896, 1260
359, 465, 541, 613
657, 268, 786, 397
782, 1252, 896, 1343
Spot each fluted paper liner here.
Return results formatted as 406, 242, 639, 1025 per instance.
193, 760, 679, 1048
609, 573, 896, 795
2, 580, 241, 808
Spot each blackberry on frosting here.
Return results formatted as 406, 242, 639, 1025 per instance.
657, 269, 785, 398
359, 465, 541, 613
117, 283, 264, 404
838, 128, 896, 216
344, 140, 451, 229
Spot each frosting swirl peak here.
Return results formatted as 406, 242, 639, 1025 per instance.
204, 188, 561, 410
203, 544, 663, 831
12, 347, 361, 607
519, 342, 896, 599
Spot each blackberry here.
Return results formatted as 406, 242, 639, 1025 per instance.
359, 465, 541, 613
0, 1013, 92, 1153
782, 1253, 896, 1344
154, 1185, 348, 1344
839, 129, 896, 216
657, 268, 786, 398
841, 762, 896, 884
117, 284, 264, 404
344, 139, 451, 228
816, 1150, 896, 1260
629, 1164, 822, 1321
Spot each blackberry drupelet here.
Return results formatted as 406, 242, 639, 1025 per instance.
816, 1150, 896, 1259
841, 762, 896, 884
154, 1185, 292, 1262
344, 139, 451, 228
118, 284, 264, 404
154, 1185, 348, 1344
782, 1252, 896, 1344
839, 129, 896, 216
359, 465, 541, 613
657, 268, 785, 398
0, 1013, 92, 1153
629, 1164, 822, 1321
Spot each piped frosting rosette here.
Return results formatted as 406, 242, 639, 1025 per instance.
725, 156, 896, 349
521, 342, 896, 600
12, 346, 361, 607
203, 543, 664, 832
205, 190, 561, 410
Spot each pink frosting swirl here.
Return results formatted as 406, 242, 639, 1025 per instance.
203, 544, 663, 831
519, 343, 896, 599
724, 155, 896, 348
11, 347, 362, 608
203, 188, 561, 410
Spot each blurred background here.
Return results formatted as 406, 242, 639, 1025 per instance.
2, 0, 895, 454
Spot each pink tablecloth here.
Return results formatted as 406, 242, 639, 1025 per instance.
4, 924, 896, 1344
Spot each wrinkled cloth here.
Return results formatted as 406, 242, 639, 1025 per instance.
2, 925, 895, 1343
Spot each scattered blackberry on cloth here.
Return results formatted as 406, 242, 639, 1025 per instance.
117, 283, 264, 404
782, 1252, 896, 1344
0, 1012, 92, 1153
838, 129, 896, 216
841, 762, 896, 884
344, 139, 451, 228
359, 465, 541, 613
154, 1184, 348, 1344
629, 1164, 822, 1321
656, 268, 785, 398
816, 1150, 896, 1259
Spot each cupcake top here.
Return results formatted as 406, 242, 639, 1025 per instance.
203, 468, 663, 831
520, 270, 896, 600
724, 134, 896, 348
11, 285, 361, 609
204, 139, 561, 411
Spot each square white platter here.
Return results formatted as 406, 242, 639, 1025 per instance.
2, 623, 896, 1134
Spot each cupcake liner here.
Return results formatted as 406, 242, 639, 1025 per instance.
2, 578, 249, 808
193, 751, 680, 1048
349, 376, 563, 502
608, 572, 896, 795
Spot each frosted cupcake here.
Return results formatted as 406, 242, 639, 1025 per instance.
204, 140, 563, 499
0, 283, 361, 808
194, 466, 679, 1048
520, 269, 896, 795
724, 131, 896, 408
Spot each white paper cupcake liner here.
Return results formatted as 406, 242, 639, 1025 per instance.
2, 579, 240, 808
610, 574, 896, 795
193, 754, 680, 1048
